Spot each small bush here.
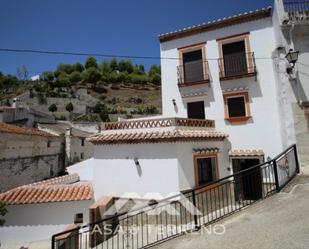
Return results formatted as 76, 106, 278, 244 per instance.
69, 71, 83, 83
0, 201, 8, 226
130, 105, 159, 115
99, 95, 106, 101
99, 112, 110, 122
92, 86, 108, 94
48, 104, 57, 112
65, 102, 74, 112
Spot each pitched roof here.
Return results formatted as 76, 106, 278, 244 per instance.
0, 123, 55, 137
0, 174, 93, 205
88, 128, 228, 145
159, 7, 272, 42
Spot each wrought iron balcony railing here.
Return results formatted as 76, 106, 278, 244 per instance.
284, 0, 309, 12
218, 52, 257, 81
177, 60, 210, 86
284, 0, 309, 20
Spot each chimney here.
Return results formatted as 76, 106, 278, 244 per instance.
12, 98, 17, 108
66, 127, 72, 136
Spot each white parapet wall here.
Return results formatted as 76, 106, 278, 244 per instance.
0, 200, 92, 248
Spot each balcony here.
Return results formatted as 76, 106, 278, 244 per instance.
284, 0, 309, 20
102, 117, 215, 130
177, 60, 210, 87
218, 52, 257, 81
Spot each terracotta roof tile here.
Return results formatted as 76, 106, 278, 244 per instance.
88, 128, 228, 145
0, 174, 93, 205
229, 149, 264, 157
159, 7, 272, 42
0, 123, 55, 137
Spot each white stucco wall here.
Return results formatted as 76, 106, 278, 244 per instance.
0, 200, 92, 248
71, 140, 230, 200
160, 17, 284, 158
176, 141, 231, 191
272, 0, 309, 171
67, 158, 94, 181
92, 143, 179, 200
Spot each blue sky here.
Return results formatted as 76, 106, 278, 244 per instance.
0, 0, 272, 77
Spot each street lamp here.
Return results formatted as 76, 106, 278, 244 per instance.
286, 49, 299, 74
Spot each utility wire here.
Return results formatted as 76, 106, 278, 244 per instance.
0, 48, 274, 61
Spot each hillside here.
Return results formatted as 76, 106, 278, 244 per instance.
0, 57, 162, 122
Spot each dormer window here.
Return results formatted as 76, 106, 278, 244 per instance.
178, 43, 209, 86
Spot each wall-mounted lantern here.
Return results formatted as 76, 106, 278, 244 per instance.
286, 49, 299, 74
172, 99, 176, 106
134, 157, 140, 166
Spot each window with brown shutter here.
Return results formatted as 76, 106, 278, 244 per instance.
223, 91, 252, 124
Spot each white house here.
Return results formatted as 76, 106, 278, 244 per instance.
0, 173, 93, 248
272, 0, 309, 173
69, 7, 280, 203
2, 2, 307, 247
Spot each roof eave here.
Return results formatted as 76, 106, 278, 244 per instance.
158, 7, 272, 43
89, 136, 228, 145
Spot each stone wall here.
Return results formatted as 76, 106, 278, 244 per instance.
0, 153, 64, 192
293, 104, 309, 174
0, 132, 65, 192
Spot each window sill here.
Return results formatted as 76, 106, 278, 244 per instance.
220, 72, 256, 81
225, 116, 252, 124
178, 79, 210, 87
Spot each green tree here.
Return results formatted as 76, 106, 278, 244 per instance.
66, 102, 74, 113
56, 73, 71, 87
150, 73, 161, 85
0, 202, 7, 226
99, 112, 110, 122
83, 67, 101, 83
41, 71, 55, 82
1, 74, 18, 90
118, 60, 134, 73
54, 64, 75, 77
85, 57, 98, 69
110, 58, 118, 71
48, 104, 57, 112
148, 64, 160, 76
93, 102, 107, 113
69, 71, 82, 83
133, 64, 145, 75
74, 62, 84, 72
127, 73, 149, 84
100, 60, 112, 74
